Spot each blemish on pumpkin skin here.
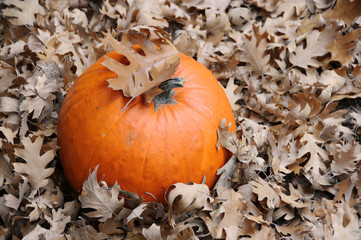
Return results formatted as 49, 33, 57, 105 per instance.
102, 133, 105, 138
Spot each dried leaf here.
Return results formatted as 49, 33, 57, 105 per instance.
251, 177, 280, 209
13, 136, 55, 190
79, 165, 124, 222
289, 24, 337, 68
206, 189, 249, 239
103, 26, 180, 98
237, 26, 270, 75
3, 0, 46, 26
167, 182, 212, 226
223, 77, 242, 111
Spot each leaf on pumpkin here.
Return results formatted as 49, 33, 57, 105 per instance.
103, 26, 180, 98
13, 136, 55, 190
79, 165, 124, 222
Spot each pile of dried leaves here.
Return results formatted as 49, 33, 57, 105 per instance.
1, 0, 361, 239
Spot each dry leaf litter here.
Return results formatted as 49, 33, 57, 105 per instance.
1, 0, 361, 239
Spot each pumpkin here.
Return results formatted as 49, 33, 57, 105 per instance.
57, 50, 236, 203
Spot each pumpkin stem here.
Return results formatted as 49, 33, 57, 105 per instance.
150, 77, 185, 110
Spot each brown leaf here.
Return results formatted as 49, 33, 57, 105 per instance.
223, 77, 242, 111
167, 182, 212, 226
324, 202, 361, 239
289, 23, 337, 68
79, 165, 124, 222
103, 26, 180, 98
251, 177, 280, 209
299, 0, 361, 34
206, 189, 250, 239
3, 0, 46, 26
237, 25, 270, 76
328, 28, 361, 66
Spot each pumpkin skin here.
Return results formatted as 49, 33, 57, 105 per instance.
57, 51, 236, 202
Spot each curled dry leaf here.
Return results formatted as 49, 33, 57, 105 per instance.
79, 166, 124, 222
103, 26, 180, 98
166, 182, 212, 226
206, 189, 250, 239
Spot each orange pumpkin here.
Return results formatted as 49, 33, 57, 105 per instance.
57, 51, 236, 202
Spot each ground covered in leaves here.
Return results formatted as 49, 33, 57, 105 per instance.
1, 0, 361, 239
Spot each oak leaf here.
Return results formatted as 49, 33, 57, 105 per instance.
297, 132, 330, 188
206, 189, 249, 239
324, 202, 361, 239
237, 27, 270, 76
79, 166, 124, 222
167, 182, 212, 226
103, 26, 180, 98
328, 28, 361, 66
3, 0, 46, 26
251, 177, 280, 209
13, 136, 55, 190
289, 25, 337, 68
223, 77, 242, 111
298, 0, 361, 34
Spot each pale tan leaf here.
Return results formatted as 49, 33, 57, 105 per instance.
223, 77, 242, 111
13, 136, 55, 190
44, 208, 71, 235
22, 224, 64, 240
79, 165, 124, 222
289, 23, 338, 68
4, 176, 28, 211
216, 118, 238, 153
251, 177, 280, 209
324, 202, 361, 240
297, 132, 331, 188
103, 26, 180, 98
3, 0, 46, 26
237, 28, 270, 76
167, 182, 212, 226
206, 189, 249, 239
142, 223, 161, 240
